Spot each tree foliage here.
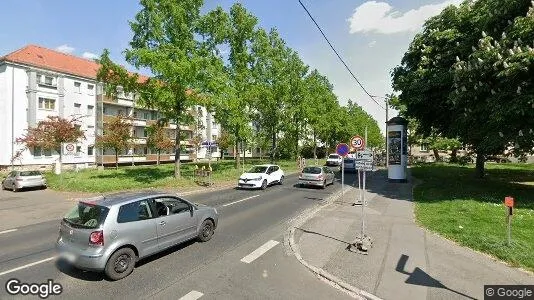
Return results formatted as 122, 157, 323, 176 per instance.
146, 121, 175, 165
392, 0, 534, 177
96, 115, 132, 169
13, 116, 85, 170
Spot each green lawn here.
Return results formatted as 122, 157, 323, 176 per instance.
45, 159, 301, 193
412, 163, 534, 272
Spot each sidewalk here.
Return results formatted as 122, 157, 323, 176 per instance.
292, 169, 534, 300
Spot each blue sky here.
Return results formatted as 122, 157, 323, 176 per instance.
0, 0, 462, 133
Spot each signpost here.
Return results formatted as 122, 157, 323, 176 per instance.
350, 135, 365, 152
349, 127, 373, 255
505, 196, 514, 246
336, 143, 350, 196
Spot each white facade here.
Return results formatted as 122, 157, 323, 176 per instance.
0, 62, 97, 168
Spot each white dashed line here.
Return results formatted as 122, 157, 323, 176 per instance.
0, 228, 17, 235
179, 290, 204, 300
221, 195, 260, 207
0, 256, 57, 277
240, 240, 280, 264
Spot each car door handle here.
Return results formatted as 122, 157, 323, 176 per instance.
159, 221, 166, 226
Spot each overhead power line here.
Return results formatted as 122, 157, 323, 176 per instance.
298, 0, 385, 110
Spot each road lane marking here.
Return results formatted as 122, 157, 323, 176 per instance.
179, 290, 203, 300
0, 256, 57, 277
221, 195, 260, 207
0, 229, 17, 235
240, 240, 280, 264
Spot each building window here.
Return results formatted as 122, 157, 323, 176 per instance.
144, 147, 148, 155
133, 111, 138, 118
143, 112, 149, 120
38, 97, 56, 110
88, 146, 94, 156
87, 84, 94, 95
151, 111, 157, 120
143, 129, 148, 137
34, 147, 52, 157
118, 109, 124, 116
212, 135, 217, 141
87, 105, 94, 116
38, 75, 57, 88
76, 146, 82, 156
74, 103, 81, 115
420, 144, 428, 152
74, 82, 81, 93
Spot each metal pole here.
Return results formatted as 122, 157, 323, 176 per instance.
341, 156, 345, 196
11, 65, 15, 170
507, 214, 511, 246
362, 168, 366, 236
385, 98, 389, 168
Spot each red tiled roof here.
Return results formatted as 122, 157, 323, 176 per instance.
0, 44, 149, 83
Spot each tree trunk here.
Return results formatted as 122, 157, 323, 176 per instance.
295, 119, 299, 160
313, 130, 317, 161
432, 149, 440, 162
235, 138, 241, 169
475, 152, 485, 178
157, 150, 160, 165
115, 149, 119, 169
450, 148, 458, 163
270, 127, 276, 164
242, 140, 245, 167
174, 120, 181, 179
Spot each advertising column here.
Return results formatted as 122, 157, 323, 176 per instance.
386, 116, 408, 182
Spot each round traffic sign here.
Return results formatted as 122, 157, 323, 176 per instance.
350, 135, 365, 151
66, 144, 75, 152
336, 143, 350, 157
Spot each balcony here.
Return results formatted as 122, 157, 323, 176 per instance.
132, 119, 147, 127
132, 137, 147, 144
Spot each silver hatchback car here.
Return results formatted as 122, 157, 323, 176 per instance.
298, 166, 336, 189
55, 191, 219, 280
2, 170, 47, 192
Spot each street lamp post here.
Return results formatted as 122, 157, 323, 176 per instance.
370, 95, 390, 168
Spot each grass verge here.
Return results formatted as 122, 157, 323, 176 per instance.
45, 159, 304, 194
411, 163, 534, 272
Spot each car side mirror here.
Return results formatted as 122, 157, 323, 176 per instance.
189, 205, 194, 215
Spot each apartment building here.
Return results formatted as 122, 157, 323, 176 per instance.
0, 44, 220, 169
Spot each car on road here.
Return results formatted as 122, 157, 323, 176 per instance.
298, 166, 335, 189
55, 191, 218, 280
238, 164, 285, 190
325, 154, 342, 166
2, 170, 47, 192
343, 157, 357, 173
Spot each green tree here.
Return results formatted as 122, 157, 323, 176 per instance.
146, 121, 175, 165
116, 0, 222, 178
13, 116, 86, 173
392, 0, 534, 177
96, 115, 132, 169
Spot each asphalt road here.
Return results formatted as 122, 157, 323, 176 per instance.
0, 168, 358, 300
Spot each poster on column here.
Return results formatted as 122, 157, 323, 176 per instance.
388, 131, 401, 165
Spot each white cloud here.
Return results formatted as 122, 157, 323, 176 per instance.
348, 0, 463, 34
368, 41, 377, 47
82, 52, 99, 60
55, 44, 75, 53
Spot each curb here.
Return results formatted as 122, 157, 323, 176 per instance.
285, 186, 383, 300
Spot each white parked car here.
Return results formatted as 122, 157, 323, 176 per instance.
238, 164, 284, 190
326, 154, 342, 166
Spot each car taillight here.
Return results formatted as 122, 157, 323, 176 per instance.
318, 175, 324, 180
89, 230, 104, 246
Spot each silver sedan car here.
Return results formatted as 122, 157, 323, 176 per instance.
298, 166, 336, 189
56, 191, 219, 280
2, 170, 47, 192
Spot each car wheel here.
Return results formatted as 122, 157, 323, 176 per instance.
279, 176, 284, 185
198, 219, 215, 242
104, 247, 136, 281
261, 179, 267, 190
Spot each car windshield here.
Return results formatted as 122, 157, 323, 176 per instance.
63, 202, 109, 229
19, 171, 41, 176
328, 155, 339, 159
303, 167, 322, 174
248, 166, 268, 173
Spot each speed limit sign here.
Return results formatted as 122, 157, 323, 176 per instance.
350, 135, 365, 151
